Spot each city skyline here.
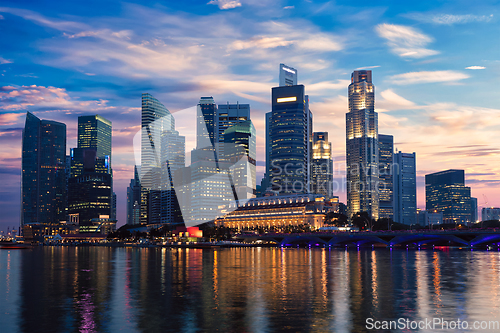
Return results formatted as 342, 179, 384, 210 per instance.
1, 1, 500, 229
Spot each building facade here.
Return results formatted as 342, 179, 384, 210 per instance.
270, 84, 312, 194
279, 63, 298, 87
311, 132, 333, 197
378, 134, 394, 220
21, 112, 67, 226
346, 70, 379, 220
425, 169, 472, 224
482, 207, 500, 221
393, 152, 417, 225
215, 194, 328, 230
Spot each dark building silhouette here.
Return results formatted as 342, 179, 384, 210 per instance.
21, 112, 67, 225
378, 134, 394, 220
68, 115, 113, 227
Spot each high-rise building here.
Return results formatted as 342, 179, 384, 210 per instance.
425, 169, 472, 224
346, 70, 378, 220
223, 120, 257, 200
393, 152, 417, 225
77, 115, 111, 160
378, 134, 394, 220
270, 84, 312, 194
311, 132, 333, 197
160, 130, 185, 226
197, 97, 217, 149
127, 166, 141, 225
470, 197, 478, 222
21, 112, 66, 226
68, 115, 113, 227
141, 93, 175, 224
279, 63, 298, 87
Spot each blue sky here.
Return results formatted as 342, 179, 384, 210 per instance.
1, 0, 499, 229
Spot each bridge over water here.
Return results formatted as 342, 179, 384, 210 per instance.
237, 230, 500, 248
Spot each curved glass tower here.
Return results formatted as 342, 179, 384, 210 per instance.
346, 70, 379, 220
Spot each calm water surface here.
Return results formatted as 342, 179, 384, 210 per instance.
1, 246, 500, 332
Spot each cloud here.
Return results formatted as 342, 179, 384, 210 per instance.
283, 6, 294, 10
375, 23, 439, 58
466, 66, 486, 70
405, 13, 494, 25
379, 89, 415, 108
389, 70, 469, 85
0, 7, 87, 31
0, 14, 4, 19
306, 80, 351, 93
208, 0, 242, 10
230, 36, 294, 50
0, 113, 23, 126
0, 57, 12, 64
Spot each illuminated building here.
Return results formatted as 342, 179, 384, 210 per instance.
270, 84, 312, 194
216, 102, 250, 155
346, 70, 378, 220
77, 115, 111, 161
215, 194, 329, 230
393, 152, 417, 225
481, 207, 500, 221
21, 112, 66, 226
417, 210, 444, 226
378, 134, 394, 219
68, 115, 113, 227
311, 132, 333, 197
425, 169, 472, 224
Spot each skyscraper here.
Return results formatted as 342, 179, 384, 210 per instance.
311, 132, 333, 197
127, 166, 141, 225
21, 112, 66, 226
197, 96, 217, 149
270, 84, 312, 194
140, 93, 175, 224
425, 169, 472, 224
77, 115, 112, 160
68, 115, 113, 227
279, 63, 298, 87
346, 70, 378, 220
378, 134, 394, 220
223, 120, 257, 200
393, 152, 417, 225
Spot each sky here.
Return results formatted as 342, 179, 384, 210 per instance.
1, 0, 499, 231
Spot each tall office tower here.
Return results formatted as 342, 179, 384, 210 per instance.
279, 63, 298, 86
378, 134, 394, 220
160, 130, 185, 226
77, 115, 112, 160
346, 70, 379, 220
223, 120, 257, 200
21, 112, 66, 226
127, 166, 141, 225
470, 197, 478, 222
393, 152, 417, 225
197, 97, 217, 150
311, 132, 333, 197
68, 115, 113, 226
216, 102, 250, 156
141, 93, 174, 224
425, 169, 472, 224
270, 84, 312, 194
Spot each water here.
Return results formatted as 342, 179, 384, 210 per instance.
1, 246, 500, 332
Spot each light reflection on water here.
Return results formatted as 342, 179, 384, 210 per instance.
0, 247, 500, 332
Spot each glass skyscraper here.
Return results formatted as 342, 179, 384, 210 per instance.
270, 84, 312, 194
394, 152, 417, 225
425, 169, 472, 224
21, 112, 66, 226
311, 132, 333, 197
346, 70, 379, 220
378, 134, 394, 220
68, 115, 113, 227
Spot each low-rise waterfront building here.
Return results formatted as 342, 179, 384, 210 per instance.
215, 194, 337, 230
